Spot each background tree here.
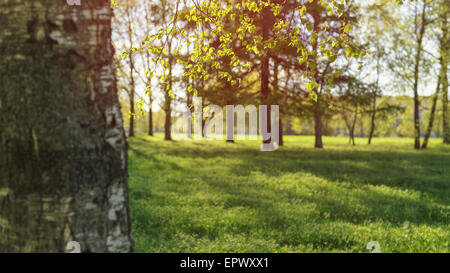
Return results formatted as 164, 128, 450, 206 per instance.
335, 76, 373, 145
285, 1, 362, 148
357, 0, 392, 145
388, 0, 434, 149
422, 66, 442, 149
141, 0, 156, 137
438, 0, 449, 144
114, 0, 138, 137
149, 0, 179, 141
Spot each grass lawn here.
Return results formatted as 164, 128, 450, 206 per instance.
128, 134, 449, 253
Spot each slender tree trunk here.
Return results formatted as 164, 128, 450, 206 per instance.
443, 72, 449, 144
368, 94, 376, 144
164, 108, 171, 140
0, 0, 133, 252
369, 43, 382, 145
350, 111, 358, 146
346, 122, 352, 144
224, 71, 235, 143
127, 4, 135, 137
279, 118, 284, 147
413, 2, 427, 150
422, 70, 441, 149
314, 99, 324, 149
352, 107, 359, 145
164, 50, 173, 141
272, 58, 283, 146
413, 66, 421, 149
441, 16, 449, 144
129, 53, 135, 137
261, 7, 273, 146
343, 113, 355, 145
442, 67, 449, 144
185, 47, 193, 140
148, 100, 153, 136
311, 19, 324, 149
261, 55, 271, 146
368, 61, 378, 144
349, 126, 355, 145
186, 83, 193, 139
144, 5, 153, 137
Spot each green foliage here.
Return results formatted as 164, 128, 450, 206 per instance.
115, 0, 377, 99
128, 134, 449, 253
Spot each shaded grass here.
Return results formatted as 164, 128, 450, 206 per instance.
128, 134, 449, 253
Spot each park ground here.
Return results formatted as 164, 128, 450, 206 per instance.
128, 134, 449, 253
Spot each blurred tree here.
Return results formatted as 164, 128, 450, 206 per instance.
114, 0, 138, 137
335, 75, 373, 145
289, 1, 361, 148
422, 65, 441, 149
149, 0, 177, 141
358, 0, 392, 144
388, 0, 433, 149
438, 0, 449, 144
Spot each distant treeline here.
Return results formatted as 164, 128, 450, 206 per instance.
120, 95, 445, 139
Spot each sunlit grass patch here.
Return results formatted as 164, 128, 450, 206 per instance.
128, 134, 449, 253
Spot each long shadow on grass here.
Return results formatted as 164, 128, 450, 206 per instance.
130, 136, 449, 216
200, 168, 448, 226
128, 136, 449, 251
156, 140, 450, 220
129, 141, 183, 172
160, 142, 449, 202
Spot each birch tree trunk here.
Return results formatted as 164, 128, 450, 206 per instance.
0, 0, 134, 253
126, 1, 135, 137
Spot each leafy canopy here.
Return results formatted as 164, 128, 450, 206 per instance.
115, 0, 405, 99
